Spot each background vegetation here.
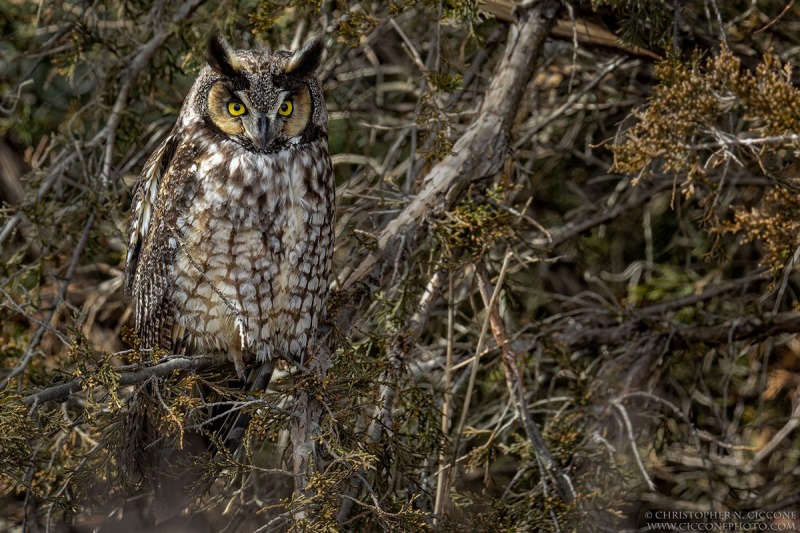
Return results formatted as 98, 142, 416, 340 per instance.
2, 0, 800, 531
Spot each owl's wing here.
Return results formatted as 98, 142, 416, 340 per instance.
125, 131, 181, 349
125, 133, 178, 293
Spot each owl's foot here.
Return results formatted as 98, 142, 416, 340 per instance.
230, 351, 247, 382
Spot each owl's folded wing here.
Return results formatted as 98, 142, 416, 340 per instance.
125, 131, 180, 350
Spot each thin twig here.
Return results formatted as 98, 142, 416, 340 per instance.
434, 271, 456, 521
687, 132, 800, 151
476, 259, 575, 503
748, 389, 800, 468
612, 399, 656, 491
514, 56, 628, 149
444, 253, 513, 501
707, 0, 728, 47
754, 0, 795, 33
542, 178, 673, 249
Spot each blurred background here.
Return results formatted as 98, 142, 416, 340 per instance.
2, 0, 800, 531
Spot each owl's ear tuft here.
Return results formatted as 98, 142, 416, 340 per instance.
285, 38, 324, 77
207, 35, 243, 77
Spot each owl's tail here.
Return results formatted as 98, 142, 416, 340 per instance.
107, 360, 276, 529
149, 359, 275, 524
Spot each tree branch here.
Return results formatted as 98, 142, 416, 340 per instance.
541, 178, 674, 249
549, 307, 800, 356
23, 355, 224, 407
316, 1, 562, 518
339, 0, 562, 316
675, 312, 800, 345
481, 0, 660, 60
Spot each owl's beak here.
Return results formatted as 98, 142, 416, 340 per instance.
244, 113, 278, 152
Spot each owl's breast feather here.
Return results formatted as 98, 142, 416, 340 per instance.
170, 143, 329, 361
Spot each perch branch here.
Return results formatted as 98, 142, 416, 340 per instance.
23, 355, 224, 407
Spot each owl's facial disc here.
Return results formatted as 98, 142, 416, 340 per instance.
206, 81, 314, 153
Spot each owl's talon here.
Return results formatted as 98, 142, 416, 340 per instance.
235, 362, 247, 382
232, 353, 247, 382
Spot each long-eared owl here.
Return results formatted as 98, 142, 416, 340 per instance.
125, 36, 334, 379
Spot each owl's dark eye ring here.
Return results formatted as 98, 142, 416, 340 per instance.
278, 100, 293, 116
228, 102, 246, 116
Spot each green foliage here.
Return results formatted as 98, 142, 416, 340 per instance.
250, 0, 323, 38
336, 9, 379, 47
627, 265, 697, 306
592, 0, 673, 48
0, 391, 35, 484
428, 71, 463, 92
434, 192, 515, 259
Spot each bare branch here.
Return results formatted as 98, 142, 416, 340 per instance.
481, 1, 660, 59
612, 399, 657, 491
687, 132, 800, 151
543, 178, 674, 249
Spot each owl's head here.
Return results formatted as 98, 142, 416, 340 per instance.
198, 36, 326, 154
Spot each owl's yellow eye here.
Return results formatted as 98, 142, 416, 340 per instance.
227, 102, 246, 116
278, 100, 293, 116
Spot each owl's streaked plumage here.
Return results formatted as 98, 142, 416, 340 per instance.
125, 36, 334, 379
